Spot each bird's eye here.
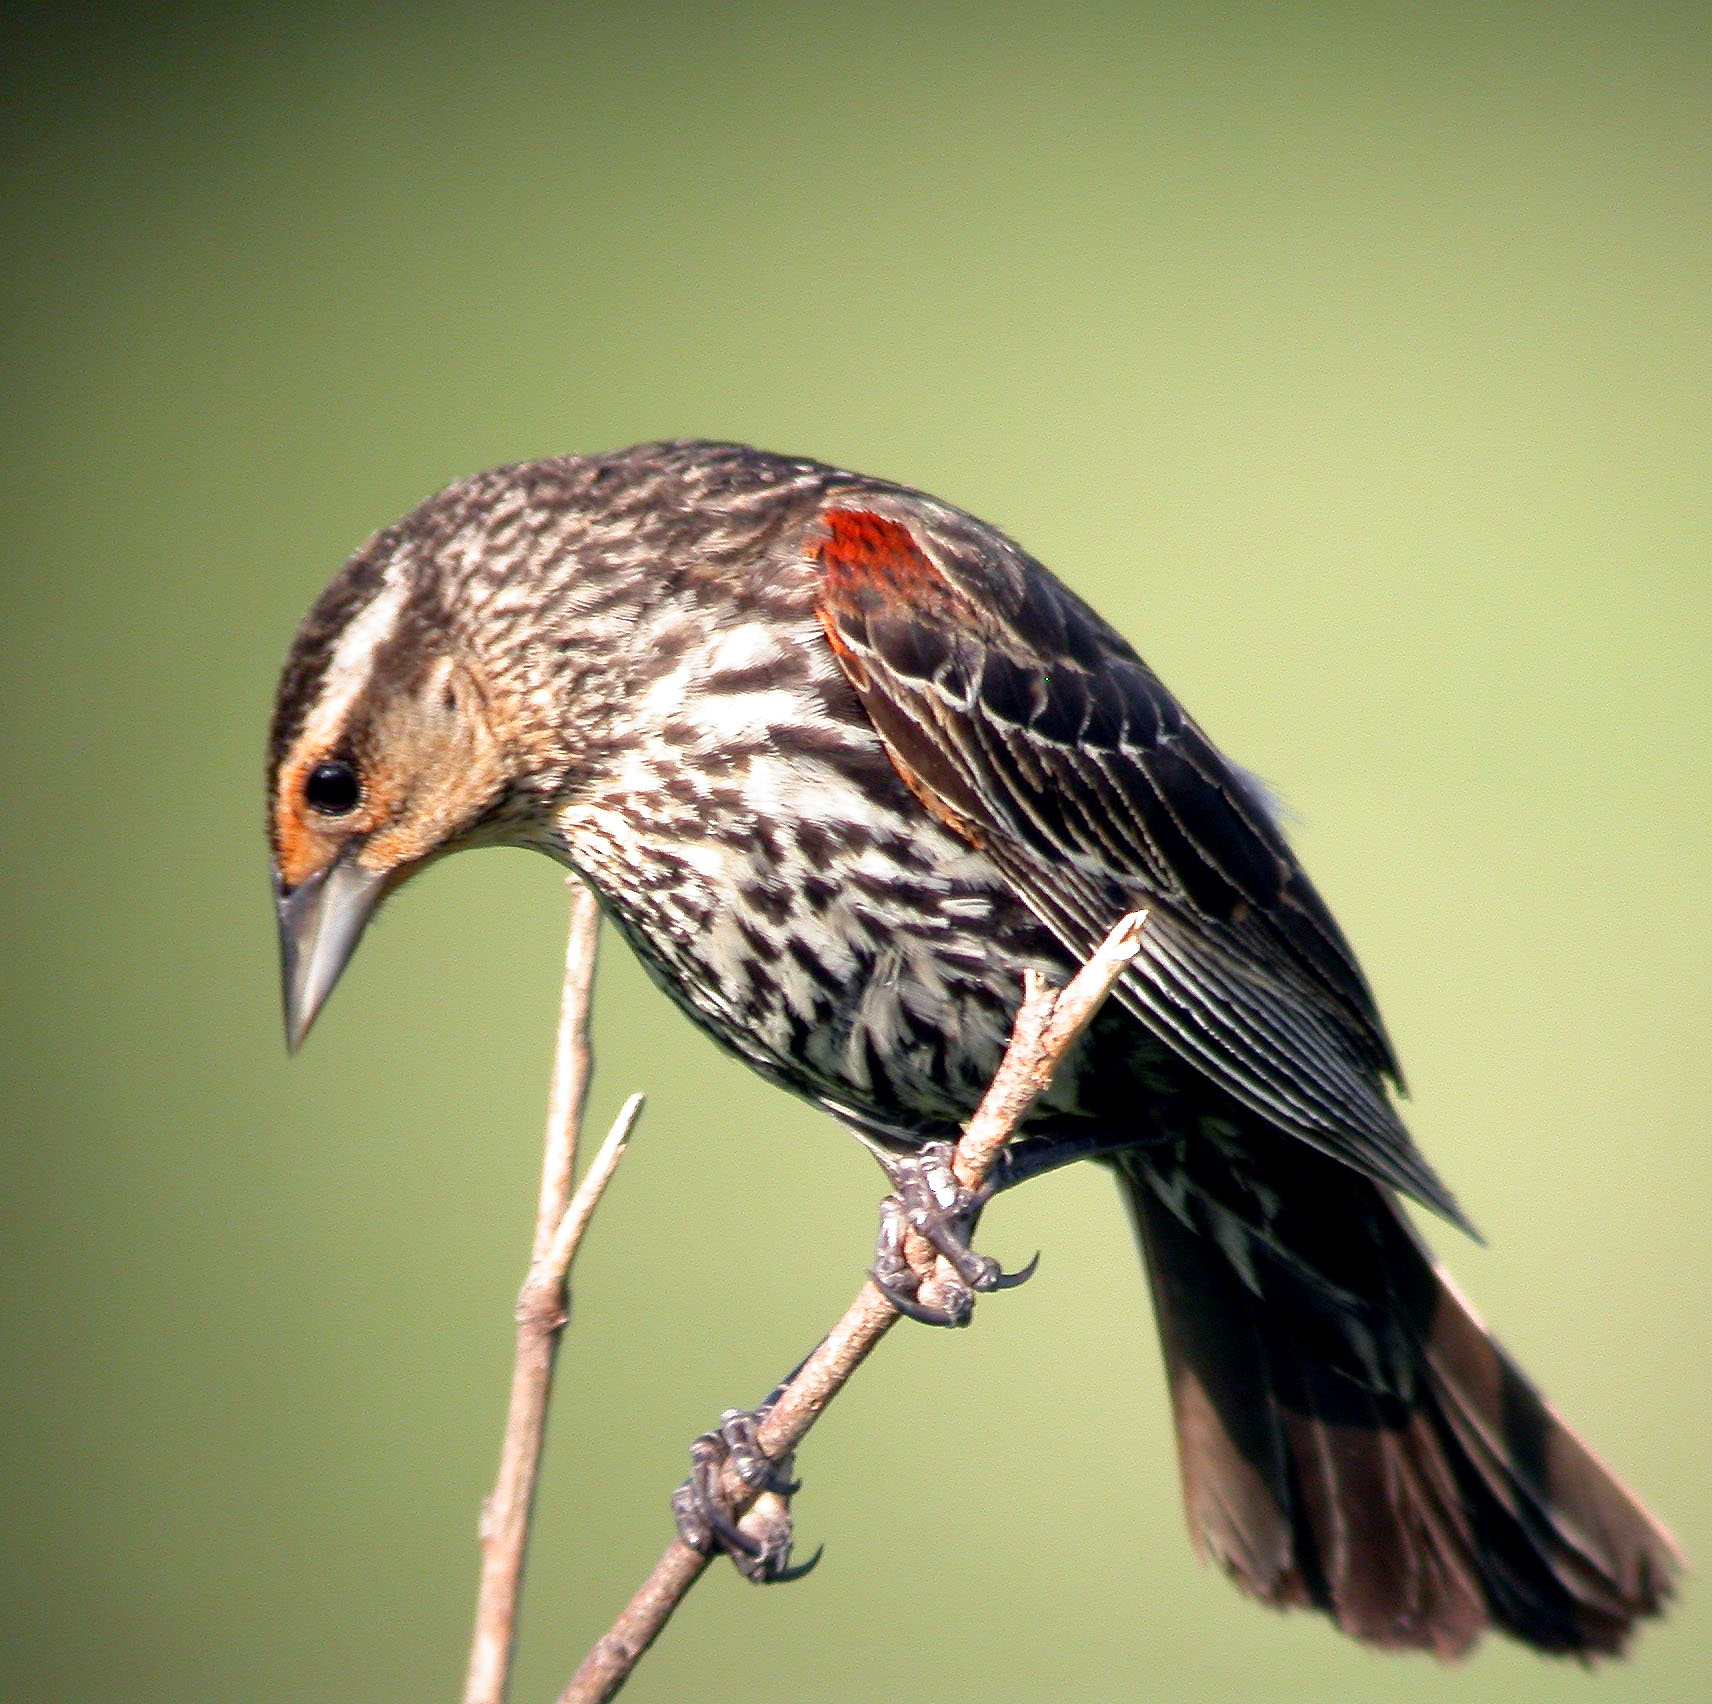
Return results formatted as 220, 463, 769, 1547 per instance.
304, 760, 361, 816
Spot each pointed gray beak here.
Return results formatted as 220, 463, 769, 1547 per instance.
276, 853, 387, 1053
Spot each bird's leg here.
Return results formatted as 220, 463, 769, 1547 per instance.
981, 1126, 1154, 1197
671, 1390, 821, 1584
869, 1140, 1040, 1328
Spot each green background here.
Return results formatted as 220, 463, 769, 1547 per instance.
3, 5, 1707, 1701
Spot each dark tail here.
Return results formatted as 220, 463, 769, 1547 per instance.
1116, 1135, 1680, 1658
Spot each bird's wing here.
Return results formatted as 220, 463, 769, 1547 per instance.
809, 503, 1469, 1230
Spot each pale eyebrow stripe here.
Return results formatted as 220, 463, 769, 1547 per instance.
297, 572, 411, 755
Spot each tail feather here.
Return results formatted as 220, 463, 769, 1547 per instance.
1417, 1271, 1677, 1650
1118, 1136, 1679, 1659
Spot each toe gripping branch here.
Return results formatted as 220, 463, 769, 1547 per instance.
868, 1140, 1040, 1328
672, 1400, 822, 1584
673, 1132, 1125, 1580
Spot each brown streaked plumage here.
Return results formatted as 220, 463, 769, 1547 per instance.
268, 440, 1680, 1657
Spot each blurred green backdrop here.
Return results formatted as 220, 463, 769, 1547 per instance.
2, 5, 1707, 1701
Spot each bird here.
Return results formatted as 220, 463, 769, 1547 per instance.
268, 439, 1678, 1659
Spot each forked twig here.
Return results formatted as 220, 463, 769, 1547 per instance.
463, 882, 643, 1704
560, 910, 1149, 1704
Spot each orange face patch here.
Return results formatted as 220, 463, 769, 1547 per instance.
270, 748, 399, 891
272, 799, 326, 893
270, 656, 511, 894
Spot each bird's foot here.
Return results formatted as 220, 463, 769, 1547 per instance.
671, 1406, 820, 1584
869, 1141, 1039, 1328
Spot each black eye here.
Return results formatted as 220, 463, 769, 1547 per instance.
304, 760, 361, 816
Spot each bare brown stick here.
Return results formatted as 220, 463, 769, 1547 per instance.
464, 882, 643, 1704
561, 910, 1149, 1704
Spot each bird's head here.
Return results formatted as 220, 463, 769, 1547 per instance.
267, 522, 521, 1052
267, 443, 837, 1050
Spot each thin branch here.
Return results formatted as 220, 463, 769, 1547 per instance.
464, 882, 640, 1704
532, 885, 604, 1261
546, 1094, 645, 1279
561, 910, 1148, 1704
953, 911, 1156, 1188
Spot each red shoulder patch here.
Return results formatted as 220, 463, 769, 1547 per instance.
812, 508, 963, 620
811, 509, 990, 850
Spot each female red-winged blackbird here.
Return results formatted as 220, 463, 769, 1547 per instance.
269, 441, 1677, 1657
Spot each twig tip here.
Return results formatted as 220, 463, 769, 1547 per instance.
1110, 908, 1148, 957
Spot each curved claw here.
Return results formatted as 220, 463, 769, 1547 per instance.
766, 1541, 825, 1585
868, 1267, 971, 1329
986, 1249, 1042, 1292
677, 1407, 812, 1585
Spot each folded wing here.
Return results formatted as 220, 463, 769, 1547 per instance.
810, 502, 1468, 1228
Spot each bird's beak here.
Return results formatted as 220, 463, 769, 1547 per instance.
276, 852, 388, 1053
